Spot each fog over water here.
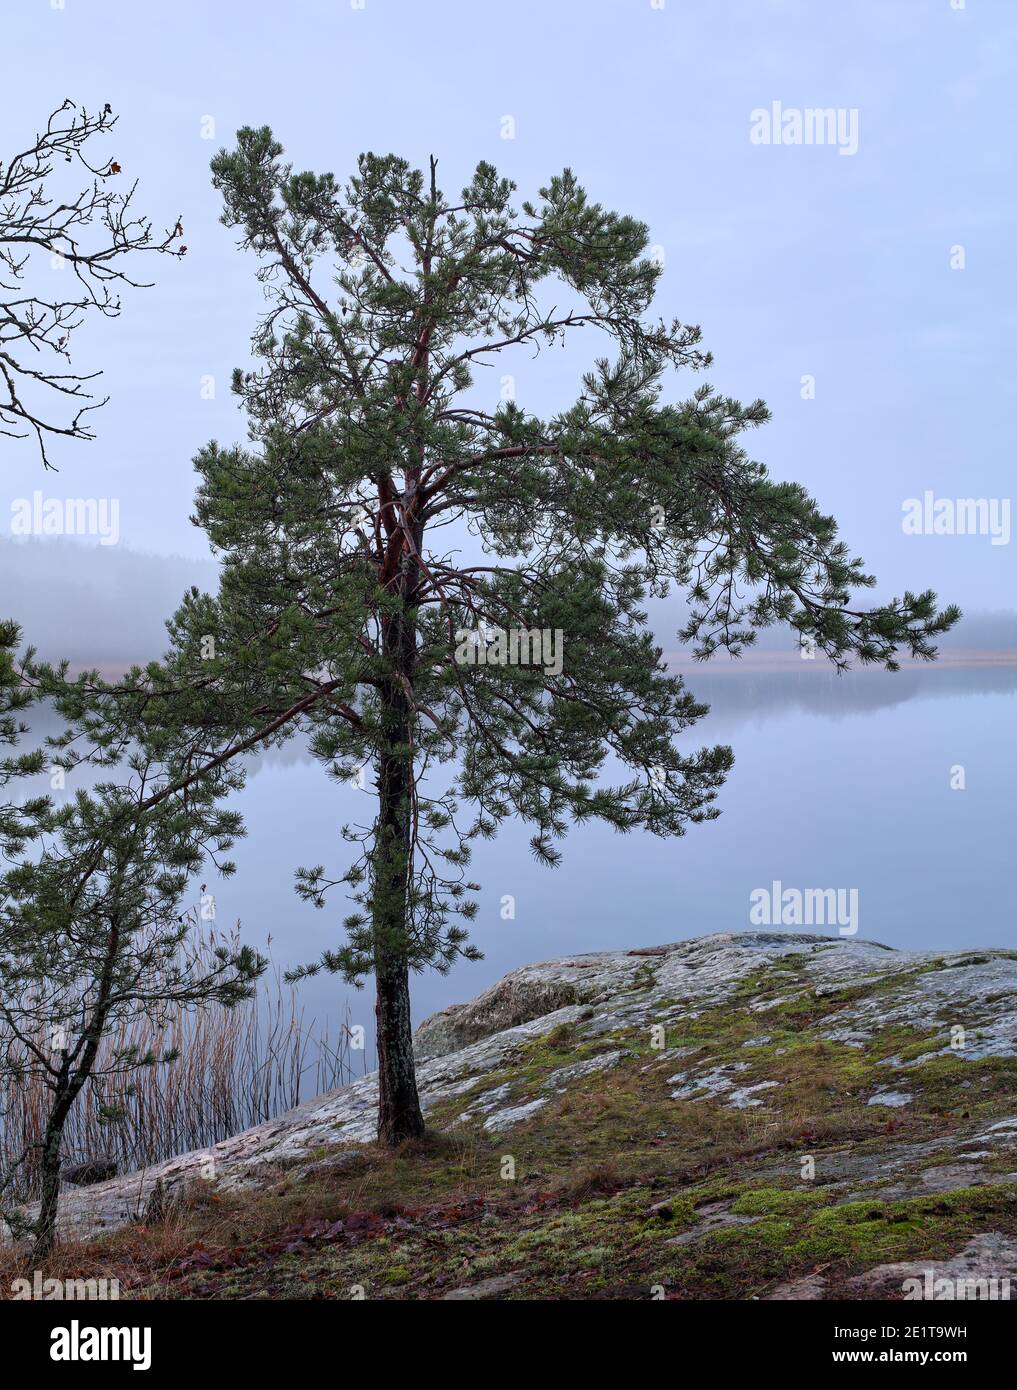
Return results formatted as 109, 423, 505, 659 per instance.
224, 658, 1016, 1037
4, 540, 1013, 1055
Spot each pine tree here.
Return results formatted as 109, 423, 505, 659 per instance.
0, 625, 264, 1255
68, 132, 959, 1144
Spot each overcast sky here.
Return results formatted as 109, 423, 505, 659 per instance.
1, 0, 1014, 656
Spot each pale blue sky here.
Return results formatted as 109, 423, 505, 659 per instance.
1, 0, 1014, 618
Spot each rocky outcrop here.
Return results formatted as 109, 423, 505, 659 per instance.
8, 930, 1017, 1301
62, 1156, 118, 1187
414, 973, 586, 1060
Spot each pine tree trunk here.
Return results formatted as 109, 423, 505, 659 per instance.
32, 917, 120, 1259
33, 1095, 70, 1260
373, 581, 425, 1145
374, 911, 424, 1145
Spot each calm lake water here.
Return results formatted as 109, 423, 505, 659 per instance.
215, 661, 1016, 1043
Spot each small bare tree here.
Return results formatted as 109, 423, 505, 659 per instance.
0, 98, 184, 467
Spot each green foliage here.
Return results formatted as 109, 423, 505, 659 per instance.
0, 629, 266, 1237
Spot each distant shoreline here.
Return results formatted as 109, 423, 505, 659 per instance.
663, 648, 1017, 673
73, 648, 1017, 684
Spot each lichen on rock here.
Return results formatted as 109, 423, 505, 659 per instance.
8, 930, 1017, 1301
